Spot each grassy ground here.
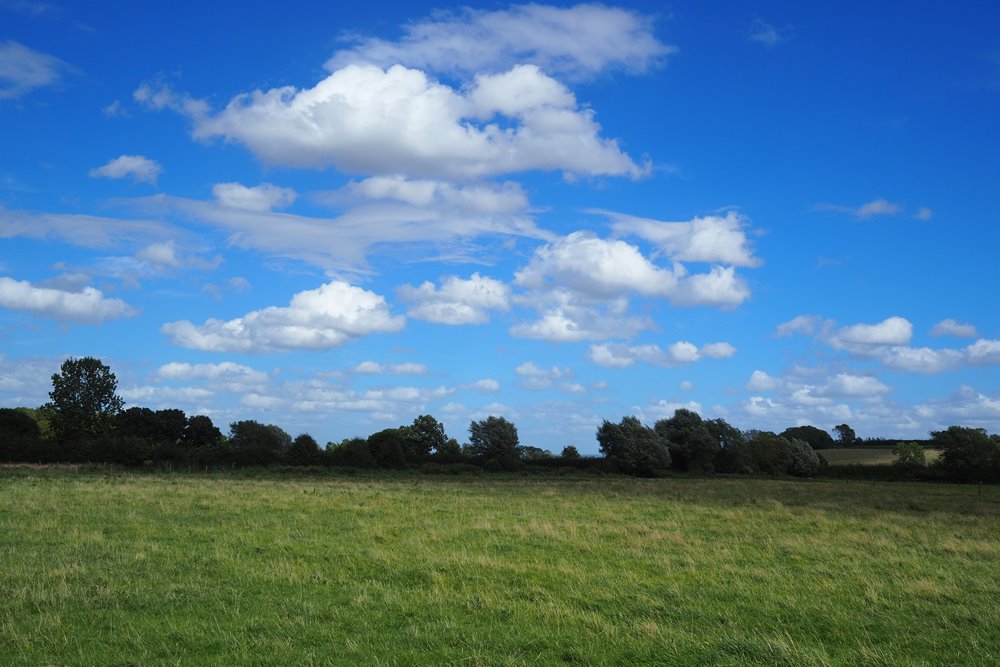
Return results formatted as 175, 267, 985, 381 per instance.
818, 447, 940, 466
1, 467, 998, 666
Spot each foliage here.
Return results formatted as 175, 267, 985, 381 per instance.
560, 445, 581, 461
654, 409, 718, 472
327, 437, 375, 468
597, 416, 671, 477
368, 428, 407, 468
747, 431, 794, 475
229, 420, 291, 466
517, 445, 554, 462
833, 423, 858, 447
785, 438, 821, 477
287, 433, 321, 466
468, 416, 520, 468
0, 408, 42, 462
182, 415, 223, 448
893, 442, 927, 472
780, 425, 834, 450
47, 357, 124, 443
403, 415, 448, 461
932, 426, 1000, 483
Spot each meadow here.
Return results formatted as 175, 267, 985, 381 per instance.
1, 467, 998, 666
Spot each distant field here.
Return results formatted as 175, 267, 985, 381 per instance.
819, 447, 940, 466
1, 467, 998, 666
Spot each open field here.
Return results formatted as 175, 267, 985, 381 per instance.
2, 467, 998, 666
818, 447, 940, 466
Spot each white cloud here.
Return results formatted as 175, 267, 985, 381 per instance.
587, 341, 734, 368
326, 4, 673, 81
156, 361, 268, 390
515, 232, 751, 311
877, 346, 963, 374
213, 182, 297, 211
818, 373, 891, 398
857, 198, 901, 219
914, 385, 1000, 427
162, 280, 404, 352
966, 339, 1000, 366
509, 289, 650, 342
931, 318, 978, 338
0, 276, 137, 323
352, 361, 427, 375
136, 241, 180, 268
0, 203, 175, 250
748, 19, 783, 47
469, 378, 500, 392
515, 362, 570, 391
0, 40, 67, 100
746, 370, 779, 391
128, 180, 543, 274
515, 231, 678, 298
607, 210, 761, 267
831, 316, 913, 349
398, 272, 509, 325
915, 207, 933, 221
147, 63, 644, 181
775, 315, 822, 338
817, 198, 902, 219
89, 155, 162, 185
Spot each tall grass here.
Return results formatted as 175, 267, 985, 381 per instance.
1, 467, 998, 665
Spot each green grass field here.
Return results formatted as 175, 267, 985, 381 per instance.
818, 447, 940, 466
2, 467, 998, 666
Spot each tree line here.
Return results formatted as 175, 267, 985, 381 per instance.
1, 357, 998, 483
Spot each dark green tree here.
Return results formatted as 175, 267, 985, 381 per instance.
932, 426, 1000, 483
48, 357, 123, 443
402, 414, 447, 461
655, 408, 718, 472
368, 428, 407, 468
893, 441, 927, 476
833, 423, 858, 447
597, 416, 671, 477
468, 416, 520, 468
786, 438, 821, 477
0, 407, 42, 462
560, 445, 581, 461
781, 425, 835, 450
287, 433, 321, 466
229, 420, 291, 465
747, 431, 794, 475
182, 415, 223, 448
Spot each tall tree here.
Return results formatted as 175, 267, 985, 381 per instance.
781, 425, 835, 450
655, 408, 717, 472
597, 416, 671, 477
47, 357, 123, 442
833, 423, 858, 447
403, 414, 447, 460
468, 416, 519, 467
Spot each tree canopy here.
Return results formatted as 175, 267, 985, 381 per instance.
47, 357, 124, 442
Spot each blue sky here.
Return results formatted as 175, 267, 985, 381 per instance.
2, 1, 999, 451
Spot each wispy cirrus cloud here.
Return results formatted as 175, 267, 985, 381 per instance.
0, 40, 68, 100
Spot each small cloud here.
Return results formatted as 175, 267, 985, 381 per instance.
775, 315, 822, 337
680, 380, 694, 392
469, 378, 500, 392
213, 182, 297, 211
89, 155, 162, 185
931, 318, 978, 338
103, 100, 128, 117
228, 276, 251, 292
915, 207, 933, 221
748, 19, 783, 47
137, 241, 180, 268
815, 198, 902, 220
0, 40, 68, 100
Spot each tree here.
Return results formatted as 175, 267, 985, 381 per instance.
781, 425, 835, 450
48, 357, 123, 443
229, 420, 291, 465
932, 426, 1000, 483
182, 415, 222, 448
403, 414, 447, 461
468, 416, 520, 468
654, 408, 718, 472
597, 416, 671, 477
0, 407, 42, 462
833, 424, 858, 447
893, 442, 927, 475
560, 445, 581, 461
287, 433, 321, 466
786, 438, 821, 477
746, 431, 794, 475
368, 428, 407, 468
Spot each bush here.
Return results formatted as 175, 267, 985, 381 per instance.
597, 416, 671, 477
786, 438, 820, 477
